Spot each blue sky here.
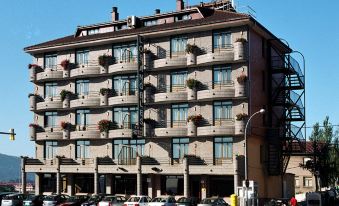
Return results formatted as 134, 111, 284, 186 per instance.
0, 0, 338, 157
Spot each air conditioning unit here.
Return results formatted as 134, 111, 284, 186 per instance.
127, 16, 137, 28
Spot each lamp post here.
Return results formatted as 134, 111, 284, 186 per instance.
244, 109, 265, 206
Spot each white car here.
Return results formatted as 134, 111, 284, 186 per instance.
148, 196, 176, 206
123, 196, 151, 206
98, 196, 126, 206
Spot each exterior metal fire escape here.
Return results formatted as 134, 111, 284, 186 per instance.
267, 45, 306, 176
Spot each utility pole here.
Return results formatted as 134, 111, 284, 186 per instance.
0, 129, 16, 141
313, 139, 319, 191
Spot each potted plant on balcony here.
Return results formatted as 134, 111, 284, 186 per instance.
98, 54, 112, 74
235, 113, 247, 135
60, 59, 70, 77
234, 38, 247, 61
186, 44, 199, 65
236, 73, 247, 97
144, 118, 156, 137
98, 119, 112, 138
187, 114, 203, 136
99, 88, 111, 106
60, 121, 72, 139
28, 93, 40, 111
29, 123, 40, 141
28, 64, 42, 81
60, 90, 73, 108
186, 78, 201, 100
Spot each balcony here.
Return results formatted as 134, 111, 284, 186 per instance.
70, 93, 100, 109
153, 53, 187, 70
108, 93, 138, 106
36, 97, 63, 111
70, 61, 101, 78
197, 119, 235, 136
109, 123, 135, 138
36, 127, 63, 141
108, 57, 138, 74
154, 86, 188, 103
197, 46, 235, 66
197, 81, 235, 101
70, 125, 100, 140
36, 68, 63, 82
154, 121, 187, 138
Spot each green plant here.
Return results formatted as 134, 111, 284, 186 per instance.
236, 113, 248, 121
187, 114, 203, 126
144, 82, 156, 93
100, 88, 112, 96
235, 38, 247, 43
60, 90, 73, 101
144, 118, 156, 126
186, 79, 201, 89
60, 121, 72, 130
185, 44, 199, 54
237, 73, 247, 84
98, 54, 112, 67
29, 123, 40, 129
61, 59, 70, 70
98, 120, 112, 132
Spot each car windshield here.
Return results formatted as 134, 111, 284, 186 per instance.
89, 196, 101, 202
66, 197, 78, 202
25, 195, 37, 201
127, 197, 140, 202
151, 198, 166, 203
44, 196, 57, 201
103, 197, 115, 201
177, 198, 190, 203
201, 199, 216, 204
3, 195, 20, 200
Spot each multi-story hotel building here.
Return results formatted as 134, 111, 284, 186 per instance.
23, 0, 305, 200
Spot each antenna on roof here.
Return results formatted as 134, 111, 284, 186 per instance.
236, 0, 257, 18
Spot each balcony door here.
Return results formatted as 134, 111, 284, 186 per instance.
113, 107, 137, 129
76, 140, 90, 159
171, 104, 188, 127
113, 43, 137, 63
44, 141, 58, 159
213, 31, 232, 50
213, 101, 232, 125
113, 75, 137, 96
213, 66, 232, 88
171, 71, 187, 92
171, 36, 187, 57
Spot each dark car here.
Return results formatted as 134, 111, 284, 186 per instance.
176, 197, 199, 206
0, 193, 15, 206
58, 196, 89, 206
23, 195, 44, 206
1, 194, 27, 206
197, 198, 229, 206
81, 195, 104, 206
42, 195, 69, 206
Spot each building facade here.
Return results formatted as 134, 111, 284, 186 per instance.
23, 0, 305, 199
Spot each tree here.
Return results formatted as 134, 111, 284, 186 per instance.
300, 116, 339, 190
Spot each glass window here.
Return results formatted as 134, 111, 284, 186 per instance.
113, 75, 137, 96
113, 139, 129, 159
175, 14, 191, 21
213, 31, 232, 49
45, 82, 58, 98
76, 109, 90, 126
76, 79, 90, 95
45, 141, 57, 159
213, 66, 232, 87
113, 107, 137, 129
171, 36, 187, 56
171, 104, 188, 127
144, 19, 158, 26
44, 54, 57, 70
171, 71, 187, 92
172, 138, 189, 159
44, 112, 57, 128
113, 43, 137, 63
88, 28, 99, 35
161, 175, 184, 195
76, 140, 90, 159
303, 177, 313, 187
113, 139, 145, 163
76, 49, 89, 66
213, 101, 232, 124
214, 137, 233, 164
295, 177, 300, 187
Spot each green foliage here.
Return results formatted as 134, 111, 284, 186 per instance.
98, 54, 112, 67
98, 120, 112, 132
185, 44, 199, 54
60, 90, 73, 101
186, 79, 201, 89
100, 88, 112, 96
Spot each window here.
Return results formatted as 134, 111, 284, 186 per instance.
113, 139, 145, 160
113, 139, 129, 159
214, 137, 233, 164
130, 139, 145, 158
76, 140, 90, 159
171, 36, 187, 56
113, 107, 137, 129
213, 31, 232, 49
175, 14, 191, 21
115, 24, 128, 31
144, 19, 158, 26
295, 177, 300, 187
44, 82, 58, 98
171, 104, 188, 127
303, 177, 313, 187
44, 112, 57, 128
161, 175, 184, 195
45, 141, 57, 159
113, 75, 137, 96
213, 101, 232, 125
88, 28, 99, 35
171, 71, 187, 92
213, 66, 232, 87
76, 49, 89, 66
113, 43, 137, 63
76, 79, 90, 95
172, 138, 189, 160
44, 53, 57, 70
76, 109, 90, 126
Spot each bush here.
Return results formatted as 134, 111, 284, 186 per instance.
60, 121, 72, 130
237, 73, 247, 84
60, 60, 70, 70
98, 54, 112, 67
187, 114, 203, 126
60, 90, 73, 101
144, 118, 156, 126
98, 120, 112, 132
186, 79, 201, 89
100, 88, 112, 96
186, 44, 199, 54
236, 113, 248, 121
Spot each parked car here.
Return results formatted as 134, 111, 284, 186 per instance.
197, 198, 229, 206
176, 197, 198, 206
58, 196, 89, 206
43, 195, 69, 206
148, 196, 176, 206
1, 193, 27, 206
0, 193, 15, 206
123, 196, 151, 206
98, 196, 126, 206
23, 195, 44, 206
81, 195, 104, 206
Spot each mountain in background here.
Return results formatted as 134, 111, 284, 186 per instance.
0, 153, 34, 182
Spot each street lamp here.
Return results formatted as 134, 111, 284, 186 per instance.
244, 109, 265, 206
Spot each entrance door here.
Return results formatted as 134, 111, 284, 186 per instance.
190, 176, 201, 199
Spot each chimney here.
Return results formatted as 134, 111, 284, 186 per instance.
176, 0, 184, 11
111, 7, 119, 21
155, 9, 161, 14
